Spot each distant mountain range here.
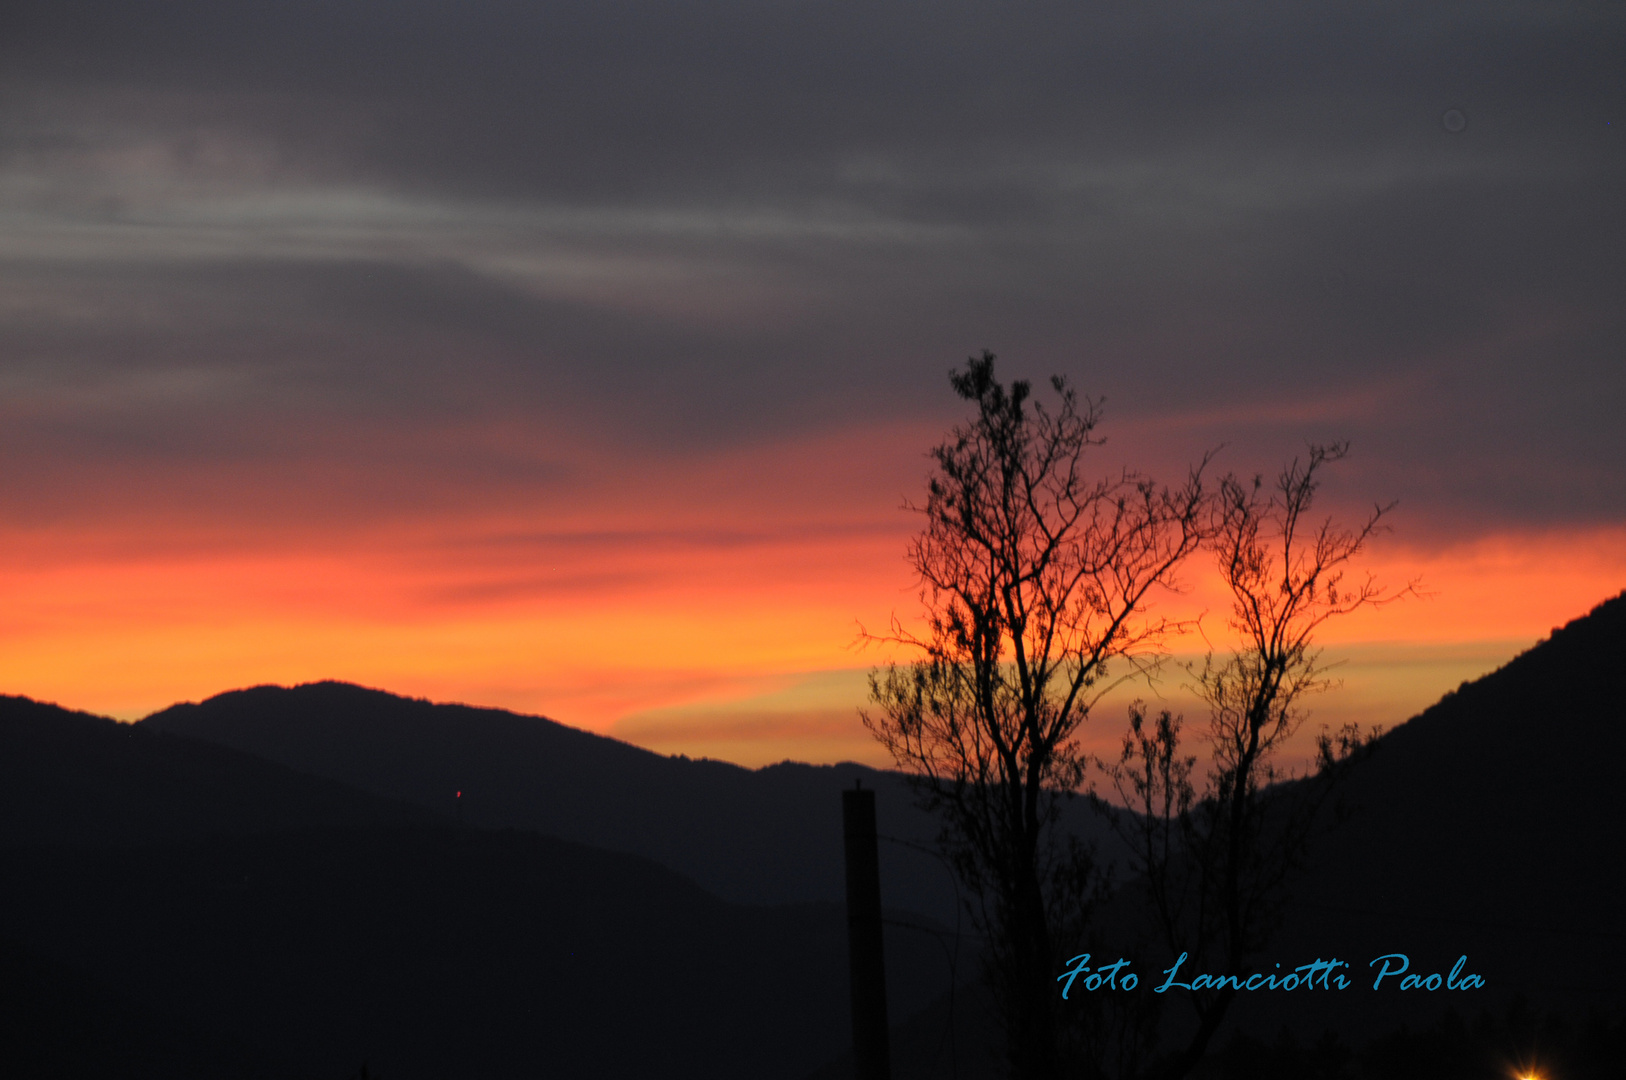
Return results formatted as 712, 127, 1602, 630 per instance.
3, 591, 1623, 1077
139, 681, 957, 915
138, 679, 1120, 925
0, 694, 430, 848
0, 697, 954, 1078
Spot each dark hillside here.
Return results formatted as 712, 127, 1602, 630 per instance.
0, 935, 292, 1079
141, 681, 1121, 921
0, 824, 953, 1080
0, 695, 431, 847
1194, 591, 1626, 1041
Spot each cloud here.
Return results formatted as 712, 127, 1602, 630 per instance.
1, 0, 1621, 538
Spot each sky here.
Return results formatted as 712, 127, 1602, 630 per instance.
2, 0, 1622, 769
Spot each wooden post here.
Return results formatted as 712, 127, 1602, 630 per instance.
843, 782, 891, 1080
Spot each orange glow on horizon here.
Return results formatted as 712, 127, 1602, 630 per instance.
2, 416, 1621, 765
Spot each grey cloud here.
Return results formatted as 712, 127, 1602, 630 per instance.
5, 0, 1618, 203
1, 0, 1622, 533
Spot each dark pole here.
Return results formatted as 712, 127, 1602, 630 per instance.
843, 781, 891, 1080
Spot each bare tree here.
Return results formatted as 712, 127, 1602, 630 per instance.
863, 352, 1210, 1080
1107, 442, 1410, 1080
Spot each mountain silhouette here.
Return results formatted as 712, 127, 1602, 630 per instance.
0, 694, 432, 847
140, 680, 1120, 923
1, 694, 962, 1078
1119, 590, 1626, 1045
9, 593, 1623, 1077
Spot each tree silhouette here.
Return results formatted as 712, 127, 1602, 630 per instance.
1105, 443, 1410, 1080
863, 351, 1210, 1080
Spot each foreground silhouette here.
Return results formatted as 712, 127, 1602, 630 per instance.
2, 593, 1622, 1077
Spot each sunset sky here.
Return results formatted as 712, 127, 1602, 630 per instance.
2, 0, 1622, 768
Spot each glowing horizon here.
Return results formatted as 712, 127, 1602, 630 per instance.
4, 410, 1620, 768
